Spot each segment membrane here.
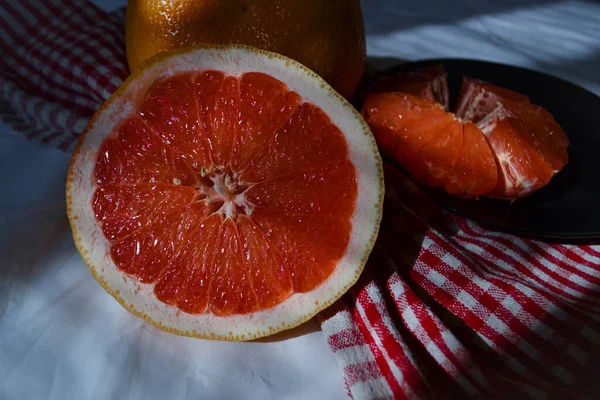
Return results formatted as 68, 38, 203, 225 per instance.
93, 71, 357, 314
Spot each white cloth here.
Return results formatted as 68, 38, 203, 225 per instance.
1, 0, 599, 399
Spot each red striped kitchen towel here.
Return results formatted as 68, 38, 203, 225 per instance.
0, 0, 127, 150
2, 1, 599, 399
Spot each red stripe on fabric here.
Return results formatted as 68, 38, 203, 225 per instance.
423, 231, 599, 385
460, 223, 600, 320
78, 0, 126, 51
41, 113, 69, 145
1, 79, 20, 104
359, 291, 425, 393
456, 222, 596, 312
460, 220, 600, 304
401, 277, 550, 399
17, 0, 122, 104
400, 282, 490, 396
344, 361, 388, 388
554, 244, 600, 278
75, 0, 123, 44
352, 298, 406, 398
328, 328, 369, 352
418, 235, 554, 374
42, 0, 125, 97
17, 2, 98, 104
0, 10, 24, 41
1, 1, 32, 33
530, 242, 600, 287
1, 0, 120, 114
488, 230, 599, 294
0, 2, 64, 97
1, 38, 96, 115
318, 303, 372, 398
22, 100, 46, 140
360, 263, 432, 390
40, 100, 85, 145
582, 245, 600, 258
67, 1, 127, 82
57, 132, 79, 151
443, 229, 600, 337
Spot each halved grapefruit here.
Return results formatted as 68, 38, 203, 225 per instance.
67, 45, 383, 341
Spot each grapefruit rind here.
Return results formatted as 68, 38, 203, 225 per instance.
66, 44, 383, 341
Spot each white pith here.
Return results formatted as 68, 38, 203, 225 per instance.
494, 149, 538, 194
67, 46, 383, 340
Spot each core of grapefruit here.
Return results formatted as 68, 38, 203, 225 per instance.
67, 45, 383, 341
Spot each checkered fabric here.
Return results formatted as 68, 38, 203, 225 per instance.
2, 1, 599, 398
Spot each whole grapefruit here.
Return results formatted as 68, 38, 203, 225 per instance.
125, 0, 366, 99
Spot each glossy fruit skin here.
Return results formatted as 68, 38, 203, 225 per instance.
125, 0, 366, 99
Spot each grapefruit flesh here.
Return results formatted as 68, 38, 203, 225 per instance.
361, 68, 568, 199
67, 46, 383, 340
457, 78, 569, 197
362, 92, 497, 197
361, 65, 449, 109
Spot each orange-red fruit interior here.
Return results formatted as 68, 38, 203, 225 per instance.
93, 71, 358, 315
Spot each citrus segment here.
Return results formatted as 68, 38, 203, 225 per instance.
231, 73, 301, 172
361, 65, 449, 109
208, 218, 258, 316
413, 119, 462, 183
456, 78, 568, 197
362, 92, 498, 197
108, 202, 207, 283
455, 77, 530, 123
206, 76, 240, 167
480, 117, 554, 198
239, 103, 349, 183
92, 184, 197, 242
237, 217, 293, 309
67, 46, 382, 340
252, 209, 351, 292
153, 214, 221, 313
94, 117, 197, 186
449, 122, 498, 196
500, 101, 568, 171
245, 160, 357, 219
139, 74, 213, 171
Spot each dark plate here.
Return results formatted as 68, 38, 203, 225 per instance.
373, 59, 600, 240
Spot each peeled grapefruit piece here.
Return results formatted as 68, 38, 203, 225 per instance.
456, 78, 569, 198
362, 92, 498, 198
67, 45, 383, 340
362, 67, 569, 199
361, 65, 449, 109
